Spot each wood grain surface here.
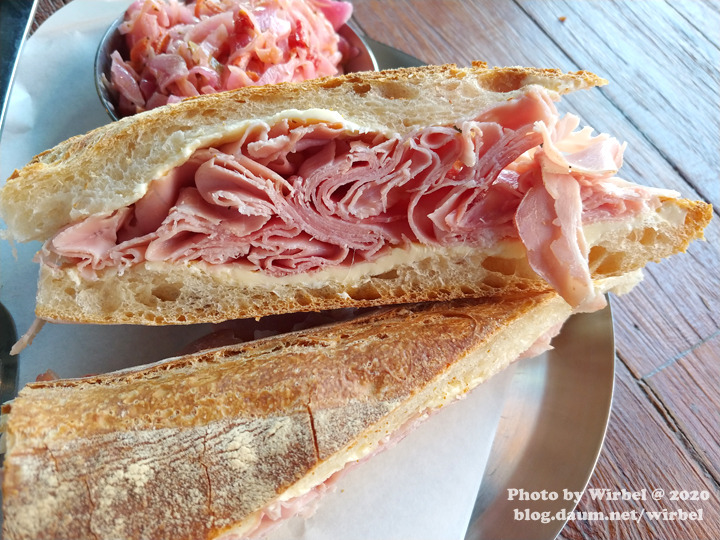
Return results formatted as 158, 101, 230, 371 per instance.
27, 1, 720, 539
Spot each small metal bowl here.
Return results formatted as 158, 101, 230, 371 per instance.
95, 12, 378, 121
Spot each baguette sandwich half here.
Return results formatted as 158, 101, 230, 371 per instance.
1, 273, 634, 540
0, 62, 711, 325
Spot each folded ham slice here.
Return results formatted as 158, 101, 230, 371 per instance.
41, 87, 675, 310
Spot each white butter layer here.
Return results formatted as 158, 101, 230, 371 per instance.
583, 201, 686, 245
142, 240, 525, 288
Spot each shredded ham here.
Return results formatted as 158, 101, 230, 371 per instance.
109, 0, 353, 116
41, 88, 677, 310
34, 369, 60, 382
10, 318, 46, 356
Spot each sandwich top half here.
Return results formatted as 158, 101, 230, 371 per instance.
0, 62, 711, 325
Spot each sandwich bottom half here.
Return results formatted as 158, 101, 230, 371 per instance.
30, 195, 709, 329
1, 271, 640, 540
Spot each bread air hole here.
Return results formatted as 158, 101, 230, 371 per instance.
375, 81, 419, 100
353, 82, 372, 95
371, 269, 399, 280
482, 71, 527, 93
589, 246, 625, 275
589, 245, 606, 265
481, 256, 517, 276
347, 283, 382, 301
143, 312, 163, 323
444, 80, 461, 92
151, 284, 181, 302
319, 78, 343, 89
640, 227, 658, 246
483, 274, 508, 289
429, 288, 452, 299
294, 291, 312, 306
307, 287, 336, 299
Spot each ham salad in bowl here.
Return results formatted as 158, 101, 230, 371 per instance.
97, 0, 364, 118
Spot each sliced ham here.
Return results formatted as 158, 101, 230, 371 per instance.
49, 208, 134, 273
144, 187, 266, 263
41, 88, 674, 309
514, 114, 675, 310
246, 223, 350, 276
516, 159, 595, 310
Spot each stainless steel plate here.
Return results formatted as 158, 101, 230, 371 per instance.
465, 299, 615, 540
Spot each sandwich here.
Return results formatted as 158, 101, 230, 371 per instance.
0, 62, 711, 327
2, 274, 634, 540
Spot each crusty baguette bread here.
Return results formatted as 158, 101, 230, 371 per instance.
29, 196, 708, 325
2, 273, 635, 540
0, 62, 712, 326
1, 62, 604, 241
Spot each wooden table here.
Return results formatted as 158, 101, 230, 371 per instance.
31, 1, 719, 539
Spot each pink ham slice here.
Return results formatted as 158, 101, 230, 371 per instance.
514, 115, 675, 310
516, 161, 595, 310
42, 88, 676, 309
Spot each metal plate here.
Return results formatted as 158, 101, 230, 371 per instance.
466, 299, 615, 539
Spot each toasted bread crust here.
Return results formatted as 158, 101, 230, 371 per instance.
0, 63, 605, 242
4, 292, 577, 539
